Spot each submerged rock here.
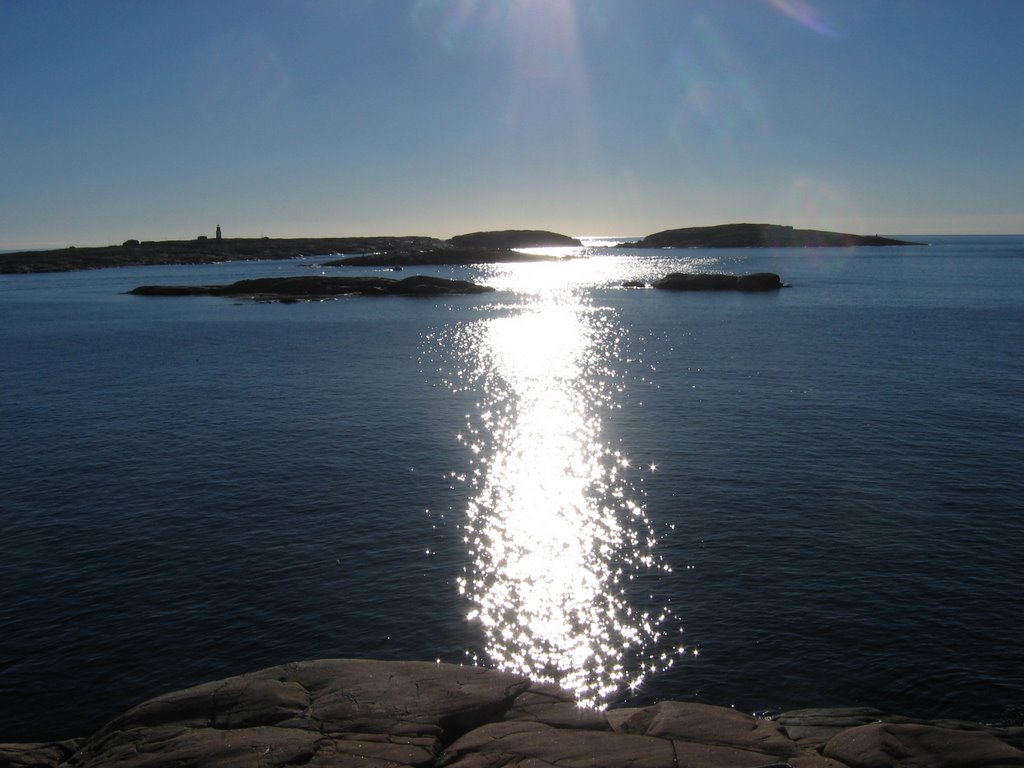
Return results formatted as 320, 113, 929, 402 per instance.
128, 275, 494, 301
653, 272, 785, 291
4, 660, 1021, 767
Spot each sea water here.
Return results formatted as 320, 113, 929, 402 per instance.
1, 236, 1022, 740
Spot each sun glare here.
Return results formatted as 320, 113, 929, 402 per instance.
425, 270, 676, 705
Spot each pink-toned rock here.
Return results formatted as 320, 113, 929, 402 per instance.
605, 706, 649, 733
823, 722, 1024, 768
775, 708, 890, 748
668, 740, 797, 768
65, 659, 530, 768
627, 701, 800, 758
501, 683, 610, 731
2, 660, 1020, 768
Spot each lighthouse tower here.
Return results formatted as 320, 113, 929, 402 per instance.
216, 225, 222, 241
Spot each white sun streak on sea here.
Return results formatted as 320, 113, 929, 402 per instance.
424, 277, 679, 706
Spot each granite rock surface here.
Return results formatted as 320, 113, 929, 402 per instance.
3, 660, 1022, 768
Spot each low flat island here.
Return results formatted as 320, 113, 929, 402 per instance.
128, 275, 495, 302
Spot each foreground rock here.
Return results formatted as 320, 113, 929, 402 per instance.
653, 272, 785, 291
621, 223, 919, 248
2, 660, 1021, 768
128, 275, 494, 302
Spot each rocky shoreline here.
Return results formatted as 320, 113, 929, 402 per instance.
2, 659, 1020, 768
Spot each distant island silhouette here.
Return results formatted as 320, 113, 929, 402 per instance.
618, 223, 919, 248
0, 225, 919, 274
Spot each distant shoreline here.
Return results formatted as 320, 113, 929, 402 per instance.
0, 230, 579, 274
0, 224, 922, 274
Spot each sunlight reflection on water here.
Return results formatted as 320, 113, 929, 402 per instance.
425, 268, 679, 706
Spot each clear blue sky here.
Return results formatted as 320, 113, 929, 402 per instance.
2, 0, 1022, 247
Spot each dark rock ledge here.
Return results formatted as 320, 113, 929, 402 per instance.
2, 660, 1021, 768
128, 275, 494, 302
654, 272, 785, 291
623, 272, 787, 291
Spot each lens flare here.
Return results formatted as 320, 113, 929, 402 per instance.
765, 0, 837, 37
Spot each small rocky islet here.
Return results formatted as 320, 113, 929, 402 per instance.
2, 659, 1021, 768
1, 224, 918, 275
128, 275, 496, 302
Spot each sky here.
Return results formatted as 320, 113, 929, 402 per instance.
1, 0, 1022, 248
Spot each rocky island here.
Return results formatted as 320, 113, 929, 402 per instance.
325, 246, 567, 268
128, 275, 494, 302
324, 230, 582, 268
619, 223, 920, 248
446, 230, 582, 248
0, 237, 441, 274
652, 272, 786, 291
2, 659, 1021, 768
0, 230, 581, 274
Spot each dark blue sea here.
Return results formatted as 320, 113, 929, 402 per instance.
2, 236, 1022, 741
